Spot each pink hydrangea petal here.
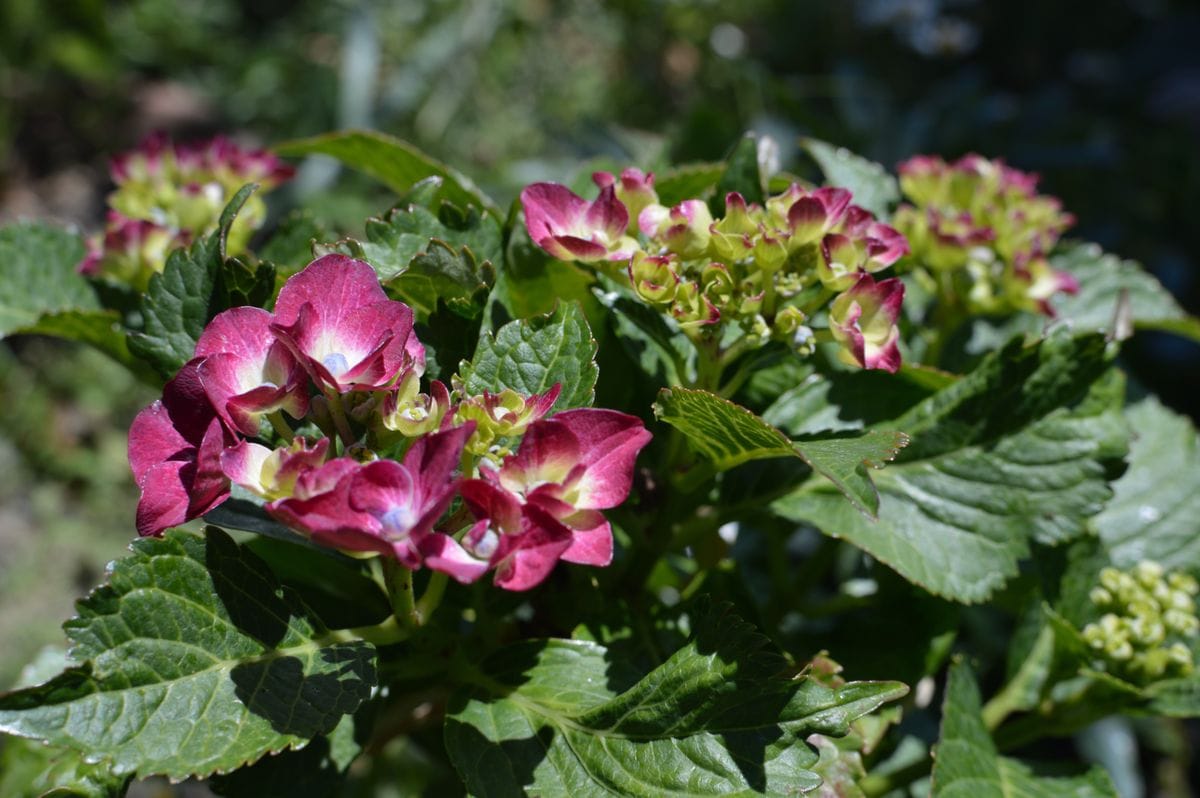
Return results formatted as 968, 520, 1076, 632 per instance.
547, 409, 652, 509
220, 440, 272, 491
521, 183, 591, 242
460, 478, 523, 533
492, 505, 573, 591
128, 400, 191, 487
558, 515, 613, 567
420, 532, 491, 584
195, 306, 274, 360
583, 184, 629, 241
135, 461, 192, 537
497, 420, 581, 495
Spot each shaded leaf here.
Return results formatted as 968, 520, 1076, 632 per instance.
275, 130, 499, 215
16, 309, 157, 383
931, 661, 1118, 798
800, 139, 899, 218
445, 605, 906, 797
1050, 243, 1200, 341
460, 303, 597, 412
0, 528, 376, 780
774, 334, 1127, 603
654, 387, 907, 516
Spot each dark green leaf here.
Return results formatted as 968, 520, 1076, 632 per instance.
391, 240, 494, 320
258, 210, 328, 276
1050, 243, 1200, 341
275, 130, 499, 216
127, 184, 257, 378
0, 528, 376, 780
209, 709, 366, 798
773, 334, 1127, 603
460, 303, 597, 412
654, 388, 908, 516
800, 139, 899, 218
445, 605, 906, 797
487, 220, 597, 327
931, 661, 1118, 798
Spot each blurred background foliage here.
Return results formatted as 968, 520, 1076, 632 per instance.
1, 0, 1199, 794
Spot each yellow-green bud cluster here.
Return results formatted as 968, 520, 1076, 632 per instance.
892, 153, 1077, 316
1081, 561, 1199, 683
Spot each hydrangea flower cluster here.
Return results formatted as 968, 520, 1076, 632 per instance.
521, 169, 909, 372
891, 154, 1078, 315
1081, 561, 1199, 683
128, 254, 652, 591
78, 133, 294, 290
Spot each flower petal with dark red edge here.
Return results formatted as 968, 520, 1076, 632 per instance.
828, 274, 905, 374
128, 359, 232, 537
195, 306, 308, 436
221, 437, 329, 500
520, 182, 634, 262
271, 254, 416, 392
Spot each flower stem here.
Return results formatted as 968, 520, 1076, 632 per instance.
267, 410, 294, 444
382, 558, 420, 629
416, 571, 450, 624
325, 390, 358, 450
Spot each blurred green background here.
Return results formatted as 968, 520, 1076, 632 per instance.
1, 0, 1198, 793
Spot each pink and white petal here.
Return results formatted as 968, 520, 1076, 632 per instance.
548, 409, 652, 509
460, 478, 523, 534
220, 440, 273, 493
194, 306, 275, 360
273, 254, 389, 328
559, 514, 613, 567
583, 184, 629, 241
189, 417, 233, 515
497, 420, 582, 494
419, 533, 491, 584
547, 235, 608, 262
491, 506, 573, 591
520, 183, 590, 240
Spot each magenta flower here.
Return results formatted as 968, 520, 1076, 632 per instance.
639, 199, 714, 259
520, 182, 635, 262
265, 426, 476, 571
128, 360, 231, 537
786, 186, 852, 245
195, 306, 308, 436
271, 254, 418, 393
594, 168, 658, 230
828, 274, 905, 373
460, 409, 652, 590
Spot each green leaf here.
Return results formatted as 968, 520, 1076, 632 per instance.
1093, 396, 1200, 576
773, 334, 1127, 603
487, 220, 597, 327
16, 309, 157, 383
0, 222, 95, 338
932, 661, 1118, 798
209, 708, 366, 798
258, 210, 328, 276
214, 258, 276, 312
460, 303, 597, 412
800, 139, 899, 218
330, 202, 502, 288
0, 735, 129, 798
593, 285, 696, 388
1050, 243, 1200, 341
654, 387, 908, 517
275, 130, 499, 216
654, 162, 724, 207
391, 240, 494, 321
444, 605, 907, 797
0, 528, 376, 781
127, 184, 257, 378
715, 135, 765, 210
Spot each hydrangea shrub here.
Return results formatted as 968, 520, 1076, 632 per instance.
1, 130, 1199, 796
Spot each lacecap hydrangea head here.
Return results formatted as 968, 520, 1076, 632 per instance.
79, 133, 294, 290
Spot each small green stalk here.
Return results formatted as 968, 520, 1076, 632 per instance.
267, 410, 294, 444
382, 558, 420, 629
416, 571, 450, 624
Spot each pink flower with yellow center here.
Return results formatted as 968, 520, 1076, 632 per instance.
460, 409, 652, 590
828, 274, 905, 373
271, 254, 419, 393
521, 182, 637, 262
